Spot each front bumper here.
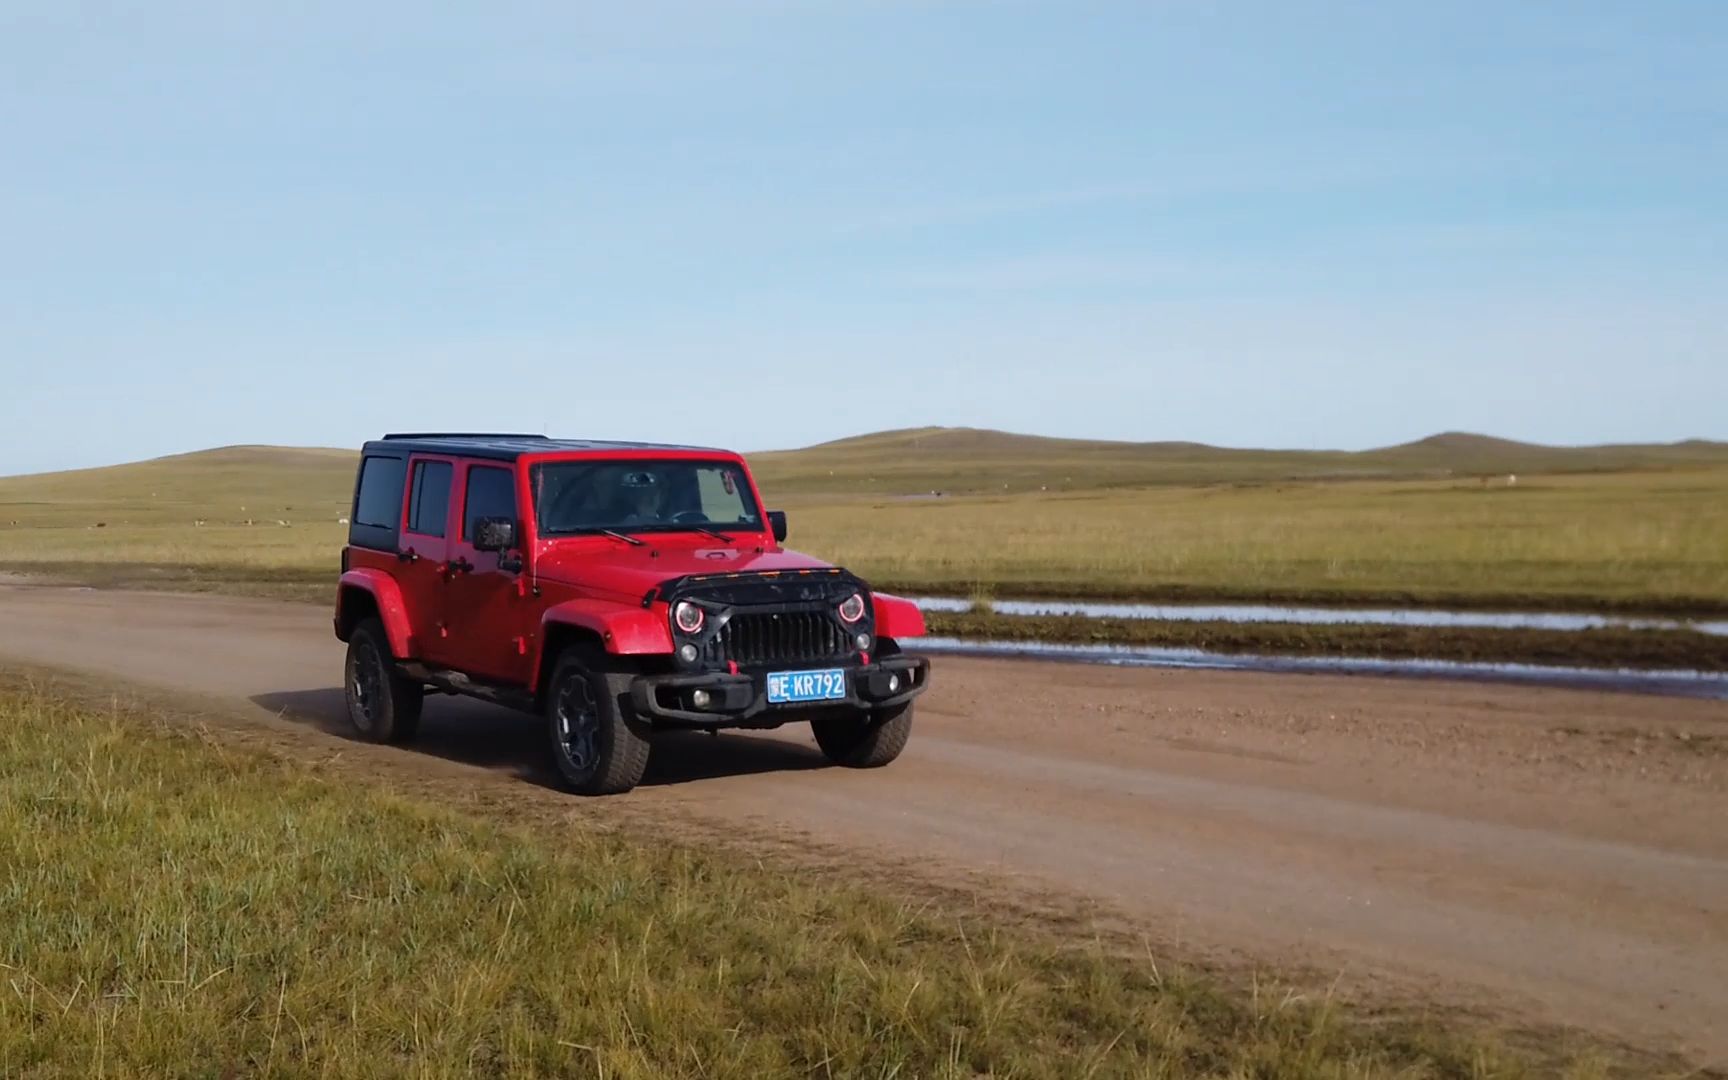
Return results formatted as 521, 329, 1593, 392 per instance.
629, 655, 930, 726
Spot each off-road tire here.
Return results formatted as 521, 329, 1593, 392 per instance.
344, 617, 424, 744
812, 701, 913, 768
546, 649, 652, 795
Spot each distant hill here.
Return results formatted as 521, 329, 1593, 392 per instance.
1383, 432, 1543, 455
800, 426, 1220, 456
1367, 431, 1728, 478
0, 445, 357, 529
147, 444, 354, 467
751, 427, 1728, 495
3, 431, 1725, 510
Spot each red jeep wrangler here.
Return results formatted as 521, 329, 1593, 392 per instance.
333, 434, 930, 795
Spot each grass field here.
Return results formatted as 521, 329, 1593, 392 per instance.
779, 469, 1728, 613
0, 671, 1573, 1078
2, 432, 1726, 621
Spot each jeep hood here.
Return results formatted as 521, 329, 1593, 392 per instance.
533, 541, 839, 602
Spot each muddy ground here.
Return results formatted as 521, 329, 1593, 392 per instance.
1, 582, 1724, 1065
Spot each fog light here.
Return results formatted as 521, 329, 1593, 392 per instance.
854, 632, 872, 650
887, 674, 901, 693
692, 689, 712, 709
678, 644, 699, 663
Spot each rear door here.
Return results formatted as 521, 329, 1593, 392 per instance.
398, 454, 457, 663
442, 461, 534, 684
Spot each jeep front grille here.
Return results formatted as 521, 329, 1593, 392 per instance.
707, 610, 851, 668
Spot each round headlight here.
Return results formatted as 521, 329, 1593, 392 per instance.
673, 601, 705, 634
837, 592, 867, 624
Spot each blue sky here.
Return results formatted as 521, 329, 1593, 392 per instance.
2, 1, 1724, 474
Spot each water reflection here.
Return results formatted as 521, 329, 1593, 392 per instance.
912, 597, 1728, 636
917, 637, 1728, 700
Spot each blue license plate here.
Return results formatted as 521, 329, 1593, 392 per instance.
766, 668, 848, 704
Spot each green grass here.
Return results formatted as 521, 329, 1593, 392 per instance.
2, 436, 1726, 614
0, 672, 1583, 1078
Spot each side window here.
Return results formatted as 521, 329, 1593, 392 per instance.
407, 460, 453, 537
463, 466, 518, 540
353, 455, 406, 529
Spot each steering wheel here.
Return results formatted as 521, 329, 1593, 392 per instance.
670, 510, 711, 524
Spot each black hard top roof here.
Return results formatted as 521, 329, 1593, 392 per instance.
364, 433, 728, 462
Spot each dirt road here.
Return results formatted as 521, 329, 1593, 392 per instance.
2, 583, 1725, 1063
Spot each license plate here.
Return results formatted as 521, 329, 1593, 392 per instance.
766, 668, 848, 704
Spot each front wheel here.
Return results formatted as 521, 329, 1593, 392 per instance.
812, 702, 913, 768
546, 650, 652, 795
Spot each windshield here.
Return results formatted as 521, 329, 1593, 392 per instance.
532, 459, 763, 536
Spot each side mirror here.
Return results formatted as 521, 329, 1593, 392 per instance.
767, 510, 788, 544
474, 516, 517, 553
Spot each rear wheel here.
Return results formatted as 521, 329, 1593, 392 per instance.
812, 701, 913, 768
546, 650, 652, 795
344, 617, 424, 744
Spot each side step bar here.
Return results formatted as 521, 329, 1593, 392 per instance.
397, 662, 537, 714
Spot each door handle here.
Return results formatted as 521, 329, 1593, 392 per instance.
397, 548, 419, 563
447, 557, 474, 577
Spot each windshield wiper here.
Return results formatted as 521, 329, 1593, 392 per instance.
596, 529, 646, 547
686, 525, 734, 544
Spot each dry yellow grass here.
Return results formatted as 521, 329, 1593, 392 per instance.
780, 469, 1728, 610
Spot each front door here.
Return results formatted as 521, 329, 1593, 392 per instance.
442, 461, 534, 684
397, 454, 457, 664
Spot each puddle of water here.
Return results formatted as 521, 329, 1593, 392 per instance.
916, 637, 1728, 700
913, 597, 1728, 637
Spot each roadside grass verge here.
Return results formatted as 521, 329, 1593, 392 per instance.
924, 613, 1728, 672
0, 673, 1593, 1079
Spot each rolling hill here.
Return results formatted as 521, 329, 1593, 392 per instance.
0, 446, 359, 529
747, 427, 1728, 495
2, 430, 1725, 510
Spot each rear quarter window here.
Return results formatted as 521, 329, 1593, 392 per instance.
354, 456, 407, 528
348, 454, 407, 551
